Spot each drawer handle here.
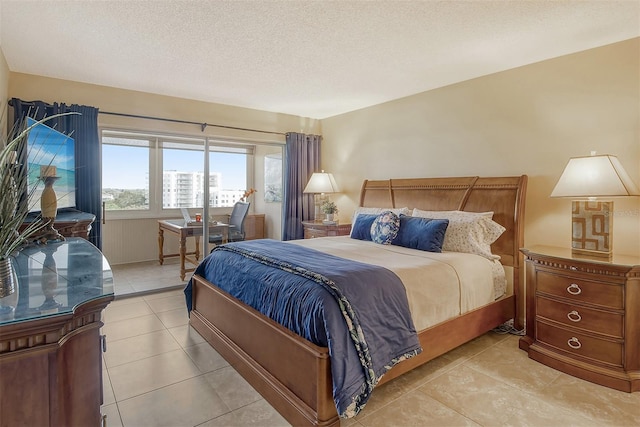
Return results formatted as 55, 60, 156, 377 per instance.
566, 283, 582, 295
567, 310, 582, 322
567, 337, 582, 349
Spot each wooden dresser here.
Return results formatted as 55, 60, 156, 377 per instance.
302, 221, 352, 239
519, 246, 639, 392
0, 238, 113, 426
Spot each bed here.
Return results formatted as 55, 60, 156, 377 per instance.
187, 175, 527, 426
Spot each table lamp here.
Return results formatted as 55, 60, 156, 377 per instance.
550, 152, 639, 258
303, 170, 339, 221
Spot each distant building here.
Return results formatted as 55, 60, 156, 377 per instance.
162, 170, 243, 207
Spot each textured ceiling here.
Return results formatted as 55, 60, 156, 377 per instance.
1, 1, 638, 119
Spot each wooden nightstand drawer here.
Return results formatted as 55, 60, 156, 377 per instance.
305, 227, 328, 238
536, 321, 623, 367
536, 296, 623, 338
536, 271, 623, 309
302, 222, 352, 239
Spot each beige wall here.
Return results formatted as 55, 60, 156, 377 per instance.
6, 38, 640, 262
0, 48, 9, 135
322, 38, 640, 256
8, 74, 313, 263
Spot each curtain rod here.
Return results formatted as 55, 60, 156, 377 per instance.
7, 99, 286, 136
100, 111, 286, 136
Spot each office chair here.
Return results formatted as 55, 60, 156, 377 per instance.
209, 201, 250, 246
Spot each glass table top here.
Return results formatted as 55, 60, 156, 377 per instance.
0, 237, 113, 326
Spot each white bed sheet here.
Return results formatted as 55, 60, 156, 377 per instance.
290, 236, 506, 331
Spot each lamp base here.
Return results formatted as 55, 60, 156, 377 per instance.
571, 200, 612, 258
33, 218, 65, 244
571, 248, 613, 261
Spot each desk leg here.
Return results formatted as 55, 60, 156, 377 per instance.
179, 236, 187, 281
195, 236, 201, 261
158, 228, 165, 265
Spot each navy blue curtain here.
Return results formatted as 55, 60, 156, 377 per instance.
282, 132, 320, 240
11, 98, 102, 249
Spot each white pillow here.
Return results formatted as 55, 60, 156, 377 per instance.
411, 209, 505, 260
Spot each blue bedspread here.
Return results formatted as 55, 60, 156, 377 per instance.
184, 239, 421, 417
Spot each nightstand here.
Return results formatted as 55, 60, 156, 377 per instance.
302, 221, 352, 239
519, 246, 640, 392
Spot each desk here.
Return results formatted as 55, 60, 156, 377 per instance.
0, 238, 113, 426
158, 220, 230, 280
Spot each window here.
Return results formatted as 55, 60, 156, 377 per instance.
102, 135, 150, 210
102, 130, 254, 215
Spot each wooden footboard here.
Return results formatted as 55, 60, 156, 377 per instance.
191, 274, 514, 426
190, 274, 340, 427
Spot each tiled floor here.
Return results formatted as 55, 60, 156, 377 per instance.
102, 274, 640, 426
111, 258, 189, 297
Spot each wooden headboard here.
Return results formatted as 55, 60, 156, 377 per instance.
359, 176, 528, 269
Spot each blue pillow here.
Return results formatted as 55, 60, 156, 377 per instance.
370, 211, 400, 245
350, 214, 377, 240
392, 216, 449, 252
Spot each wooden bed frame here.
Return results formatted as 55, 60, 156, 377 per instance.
189, 175, 528, 427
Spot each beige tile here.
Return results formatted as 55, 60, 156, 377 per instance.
102, 369, 116, 406
144, 288, 185, 300
465, 334, 563, 392
358, 392, 479, 427
541, 373, 640, 426
360, 352, 462, 414
117, 376, 230, 427
199, 399, 290, 427
357, 332, 505, 415
168, 324, 207, 348
109, 294, 147, 306
108, 349, 201, 401
100, 403, 122, 427
341, 416, 366, 427
146, 294, 187, 313
419, 365, 598, 426
204, 366, 261, 410
103, 300, 153, 323
132, 280, 185, 294
101, 313, 165, 342
104, 329, 181, 368
184, 341, 229, 373
114, 283, 137, 296
438, 332, 508, 364
156, 307, 190, 328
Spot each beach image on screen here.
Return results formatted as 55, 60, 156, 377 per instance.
26, 117, 75, 211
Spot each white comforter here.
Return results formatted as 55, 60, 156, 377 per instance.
290, 236, 506, 331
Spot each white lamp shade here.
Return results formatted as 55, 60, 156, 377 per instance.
550, 154, 640, 198
303, 171, 339, 194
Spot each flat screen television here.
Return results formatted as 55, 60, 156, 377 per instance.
26, 117, 76, 212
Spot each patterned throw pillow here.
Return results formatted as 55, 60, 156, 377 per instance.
370, 211, 400, 245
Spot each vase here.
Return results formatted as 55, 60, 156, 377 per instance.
0, 258, 18, 321
41, 176, 58, 218
325, 214, 335, 222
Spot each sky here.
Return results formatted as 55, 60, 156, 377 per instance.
102, 145, 247, 190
